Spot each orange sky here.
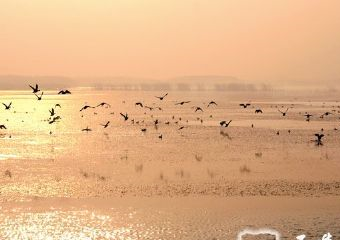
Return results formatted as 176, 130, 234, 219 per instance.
0, 0, 339, 82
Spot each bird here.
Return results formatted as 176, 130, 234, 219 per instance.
0, 125, 7, 129
49, 116, 61, 124
207, 101, 217, 107
159, 134, 163, 140
314, 133, 324, 145
82, 127, 92, 132
141, 128, 147, 132
304, 113, 312, 121
49, 108, 56, 116
239, 103, 251, 108
34, 92, 44, 100
278, 108, 289, 116
96, 102, 111, 108
135, 102, 143, 108
80, 105, 94, 111
100, 121, 110, 128
29, 84, 40, 93
2, 102, 12, 110
155, 93, 168, 100
178, 126, 186, 130
320, 112, 332, 118
175, 101, 191, 105
220, 120, 232, 127
194, 107, 203, 112
55, 104, 61, 108
255, 109, 263, 114
120, 113, 129, 121
58, 90, 71, 95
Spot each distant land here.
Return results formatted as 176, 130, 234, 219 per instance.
0, 75, 337, 92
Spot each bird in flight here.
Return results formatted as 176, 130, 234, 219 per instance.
49, 116, 61, 124
29, 84, 40, 93
239, 103, 251, 108
278, 108, 289, 116
82, 127, 92, 132
96, 102, 111, 108
135, 102, 143, 108
178, 126, 186, 130
2, 102, 12, 110
255, 109, 263, 114
100, 121, 110, 128
80, 105, 94, 111
194, 106, 203, 112
120, 113, 129, 121
49, 108, 56, 116
220, 120, 232, 127
207, 101, 217, 107
314, 133, 324, 145
55, 104, 61, 108
304, 113, 312, 121
155, 93, 168, 100
34, 92, 44, 100
0, 125, 7, 129
58, 90, 71, 95
175, 101, 191, 105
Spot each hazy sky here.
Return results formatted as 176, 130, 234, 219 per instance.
1, 0, 339, 83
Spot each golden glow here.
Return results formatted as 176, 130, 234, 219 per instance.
0, 0, 340, 82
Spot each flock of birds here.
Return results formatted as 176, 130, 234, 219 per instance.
1, 83, 340, 146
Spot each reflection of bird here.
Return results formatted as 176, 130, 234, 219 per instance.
155, 93, 168, 100
255, 109, 263, 114
96, 102, 111, 108
240, 103, 251, 108
58, 90, 71, 95
320, 112, 332, 118
207, 101, 217, 107
0, 125, 7, 129
120, 113, 129, 121
29, 84, 40, 93
2, 102, 12, 110
80, 105, 94, 111
278, 108, 289, 116
175, 101, 191, 105
82, 127, 92, 132
135, 102, 143, 108
100, 121, 110, 128
34, 92, 44, 100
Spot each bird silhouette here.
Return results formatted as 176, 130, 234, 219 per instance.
304, 113, 312, 121
80, 105, 94, 111
135, 102, 143, 108
82, 127, 92, 132
29, 84, 40, 93
55, 104, 61, 108
175, 101, 191, 105
120, 113, 129, 121
178, 126, 186, 130
49, 108, 56, 116
58, 90, 71, 95
2, 102, 12, 110
255, 109, 263, 114
155, 93, 168, 100
194, 106, 203, 112
34, 92, 44, 100
141, 128, 147, 132
207, 101, 217, 107
239, 103, 251, 108
278, 108, 289, 116
220, 120, 232, 127
314, 133, 324, 145
100, 121, 110, 128
159, 134, 163, 140
49, 116, 61, 124
96, 102, 111, 108
0, 125, 7, 129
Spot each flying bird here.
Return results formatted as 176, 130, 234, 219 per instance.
175, 101, 191, 106
82, 127, 92, 132
194, 107, 203, 112
207, 101, 217, 107
314, 133, 324, 145
96, 102, 111, 108
80, 105, 94, 111
58, 90, 71, 95
278, 108, 289, 116
239, 103, 251, 108
34, 92, 44, 101
255, 109, 263, 114
0, 125, 7, 129
100, 121, 110, 128
2, 102, 12, 110
120, 113, 129, 121
49, 108, 56, 116
29, 84, 40, 93
155, 93, 168, 100
135, 102, 143, 108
